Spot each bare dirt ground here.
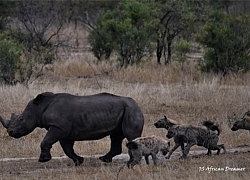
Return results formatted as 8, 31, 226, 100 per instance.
0, 146, 250, 180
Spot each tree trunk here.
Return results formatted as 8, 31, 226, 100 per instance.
156, 39, 163, 65
165, 41, 172, 65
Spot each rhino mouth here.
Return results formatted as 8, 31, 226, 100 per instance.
7, 129, 23, 138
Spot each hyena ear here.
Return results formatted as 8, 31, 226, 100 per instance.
242, 119, 247, 124
164, 115, 168, 121
124, 139, 129, 145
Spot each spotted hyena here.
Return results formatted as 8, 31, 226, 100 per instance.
154, 115, 220, 135
166, 122, 225, 159
231, 111, 250, 132
154, 115, 222, 158
126, 135, 170, 168
154, 116, 186, 156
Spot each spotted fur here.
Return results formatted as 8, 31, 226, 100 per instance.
126, 135, 170, 168
166, 123, 225, 159
154, 115, 223, 158
231, 111, 250, 132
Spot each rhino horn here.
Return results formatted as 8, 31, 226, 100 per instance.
0, 115, 9, 128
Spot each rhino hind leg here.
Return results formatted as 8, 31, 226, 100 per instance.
99, 132, 124, 163
59, 140, 84, 166
39, 151, 52, 162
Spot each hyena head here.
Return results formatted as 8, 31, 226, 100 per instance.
154, 115, 177, 129
154, 115, 168, 129
166, 126, 177, 139
126, 141, 139, 150
231, 111, 250, 131
160, 141, 171, 156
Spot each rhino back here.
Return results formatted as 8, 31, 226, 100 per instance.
39, 93, 141, 140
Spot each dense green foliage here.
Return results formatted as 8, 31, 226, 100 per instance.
1, 0, 250, 84
197, 11, 250, 75
89, 0, 250, 74
0, 32, 23, 84
89, 0, 157, 67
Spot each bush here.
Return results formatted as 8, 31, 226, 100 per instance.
175, 39, 191, 64
89, 0, 157, 67
0, 32, 23, 84
197, 11, 250, 75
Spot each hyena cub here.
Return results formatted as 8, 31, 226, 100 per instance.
126, 135, 170, 168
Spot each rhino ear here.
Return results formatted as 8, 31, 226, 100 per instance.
33, 92, 54, 104
33, 94, 46, 104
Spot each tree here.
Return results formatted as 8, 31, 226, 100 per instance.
196, 11, 250, 75
154, 0, 194, 65
89, 0, 157, 67
9, 0, 67, 84
65, 0, 118, 30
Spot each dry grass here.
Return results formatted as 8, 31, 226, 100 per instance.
1, 54, 250, 179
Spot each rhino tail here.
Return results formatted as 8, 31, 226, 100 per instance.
126, 141, 139, 150
203, 120, 221, 136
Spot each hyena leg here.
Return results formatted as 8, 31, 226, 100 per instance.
207, 148, 212, 155
166, 143, 180, 159
206, 144, 212, 155
208, 146, 221, 155
151, 152, 158, 165
127, 150, 142, 168
183, 141, 196, 157
181, 142, 185, 156
144, 155, 150, 165
207, 144, 225, 155
127, 150, 134, 168
215, 144, 226, 155
219, 144, 226, 153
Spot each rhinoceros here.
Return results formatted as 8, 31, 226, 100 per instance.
0, 92, 144, 166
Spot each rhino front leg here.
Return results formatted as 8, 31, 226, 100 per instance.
39, 127, 62, 163
59, 140, 83, 166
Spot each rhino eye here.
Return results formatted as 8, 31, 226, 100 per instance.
19, 118, 23, 122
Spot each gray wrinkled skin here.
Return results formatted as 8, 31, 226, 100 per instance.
0, 92, 144, 166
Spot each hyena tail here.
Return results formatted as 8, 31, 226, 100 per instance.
126, 141, 139, 150
203, 120, 221, 136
